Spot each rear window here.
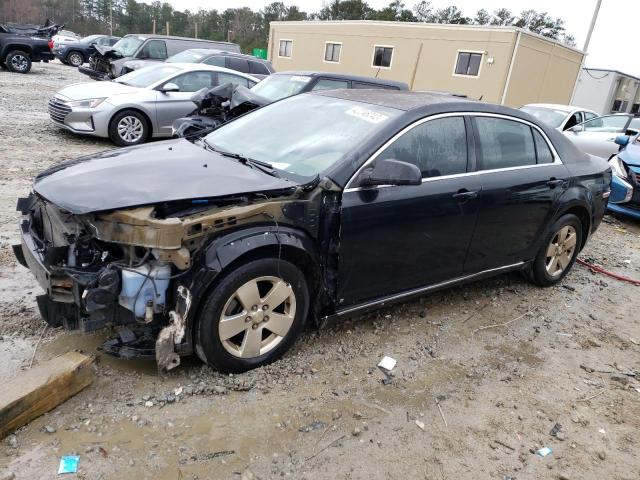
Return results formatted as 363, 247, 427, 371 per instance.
226, 57, 250, 73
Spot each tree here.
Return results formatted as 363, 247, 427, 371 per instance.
413, 1, 434, 22
370, 1, 416, 21
515, 9, 566, 39
432, 6, 470, 24
473, 9, 490, 25
490, 8, 514, 26
318, 0, 372, 20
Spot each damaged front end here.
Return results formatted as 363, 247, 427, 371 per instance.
14, 176, 338, 371
78, 45, 124, 81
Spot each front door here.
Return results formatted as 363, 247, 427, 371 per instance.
338, 115, 481, 308
563, 114, 631, 158
155, 71, 215, 135
464, 115, 570, 272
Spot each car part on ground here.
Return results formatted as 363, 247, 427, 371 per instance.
78, 34, 240, 81
172, 83, 270, 138
14, 90, 611, 373
47, 63, 259, 145
0, 19, 60, 73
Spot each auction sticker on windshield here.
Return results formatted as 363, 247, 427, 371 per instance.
346, 106, 389, 124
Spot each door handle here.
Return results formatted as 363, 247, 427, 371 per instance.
546, 179, 564, 188
452, 189, 478, 202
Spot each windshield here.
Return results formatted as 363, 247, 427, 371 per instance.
167, 50, 207, 63
115, 65, 181, 88
81, 34, 101, 44
204, 94, 400, 177
520, 106, 567, 128
250, 74, 312, 102
112, 36, 144, 57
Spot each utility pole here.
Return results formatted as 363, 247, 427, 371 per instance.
109, 0, 113, 36
583, 0, 602, 52
152, 18, 156, 34
166, 21, 170, 36
194, 22, 198, 38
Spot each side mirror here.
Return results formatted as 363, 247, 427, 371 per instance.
568, 125, 584, 133
615, 134, 630, 147
160, 82, 180, 93
360, 158, 422, 187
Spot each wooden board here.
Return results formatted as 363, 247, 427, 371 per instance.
0, 352, 94, 438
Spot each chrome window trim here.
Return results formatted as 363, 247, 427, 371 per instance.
344, 111, 563, 193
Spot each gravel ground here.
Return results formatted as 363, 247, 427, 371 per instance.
0, 62, 639, 480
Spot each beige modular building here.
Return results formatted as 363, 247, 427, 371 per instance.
267, 21, 585, 107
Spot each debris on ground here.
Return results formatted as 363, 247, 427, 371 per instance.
536, 447, 553, 457
57, 455, 80, 474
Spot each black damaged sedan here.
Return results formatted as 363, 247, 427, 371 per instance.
14, 90, 611, 373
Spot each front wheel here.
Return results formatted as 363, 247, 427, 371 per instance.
108, 109, 149, 146
6, 50, 31, 73
66, 51, 84, 67
195, 258, 309, 373
528, 214, 583, 287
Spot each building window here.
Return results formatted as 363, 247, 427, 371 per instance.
611, 99, 623, 112
279, 39, 292, 58
454, 51, 483, 76
324, 42, 341, 63
372, 46, 393, 68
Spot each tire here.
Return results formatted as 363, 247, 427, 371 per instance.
66, 51, 84, 67
528, 214, 582, 287
5, 50, 31, 74
195, 258, 309, 373
108, 109, 149, 146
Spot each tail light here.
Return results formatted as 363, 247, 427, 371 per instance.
48, 39, 54, 51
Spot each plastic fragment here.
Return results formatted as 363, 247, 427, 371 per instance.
536, 447, 552, 457
58, 455, 80, 474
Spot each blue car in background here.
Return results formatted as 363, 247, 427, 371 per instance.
609, 134, 640, 219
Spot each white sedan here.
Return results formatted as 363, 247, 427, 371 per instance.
48, 63, 258, 146
520, 103, 598, 131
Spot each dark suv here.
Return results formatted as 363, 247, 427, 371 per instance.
0, 21, 58, 73
121, 48, 275, 79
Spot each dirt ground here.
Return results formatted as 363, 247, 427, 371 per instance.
0, 62, 638, 480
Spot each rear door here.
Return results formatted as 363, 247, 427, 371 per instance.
464, 115, 570, 273
226, 56, 250, 74
338, 115, 482, 307
155, 70, 215, 135
563, 114, 631, 158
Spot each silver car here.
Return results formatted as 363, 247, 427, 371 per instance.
562, 114, 640, 159
48, 63, 258, 146
520, 103, 598, 131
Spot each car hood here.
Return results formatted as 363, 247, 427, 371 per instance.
33, 139, 298, 214
56, 81, 141, 100
620, 140, 640, 167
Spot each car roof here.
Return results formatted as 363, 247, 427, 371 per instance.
123, 34, 237, 46
274, 71, 408, 89
523, 103, 595, 113
160, 62, 259, 81
313, 89, 474, 111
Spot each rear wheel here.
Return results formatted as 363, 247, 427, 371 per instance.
66, 51, 84, 67
528, 214, 582, 287
195, 258, 309, 373
108, 109, 149, 146
6, 50, 31, 74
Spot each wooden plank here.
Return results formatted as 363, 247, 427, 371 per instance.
0, 352, 94, 438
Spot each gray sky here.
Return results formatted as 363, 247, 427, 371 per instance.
151, 0, 638, 76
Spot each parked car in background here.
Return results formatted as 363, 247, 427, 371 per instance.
250, 71, 408, 103
607, 134, 640, 219
51, 29, 81, 54
56, 34, 120, 67
18, 90, 611, 373
562, 113, 640, 158
78, 34, 240, 80
520, 104, 599, 131
173, 70, 409, 137
120, 48, 274, 79
49, 63, 258, 146
0, 20, 60, 73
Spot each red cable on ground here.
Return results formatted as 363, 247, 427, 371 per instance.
577, 258, 640, 286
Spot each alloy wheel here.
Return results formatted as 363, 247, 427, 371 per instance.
218, 276, 296, 359
10, 54, 28, 72
545, 225, 577, 277
117, 115, 144, 143
68, 53, 83, 67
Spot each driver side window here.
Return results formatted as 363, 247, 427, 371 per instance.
138, 40, 167, 60
376, 116, 468, 178
564, 112, 581, 130
582, 115, 628, 132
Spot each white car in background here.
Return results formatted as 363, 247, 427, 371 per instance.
562, 113, 640, 159
48, 63, 258, 146
520, 103, 598, 131
51, 30, 81, 55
